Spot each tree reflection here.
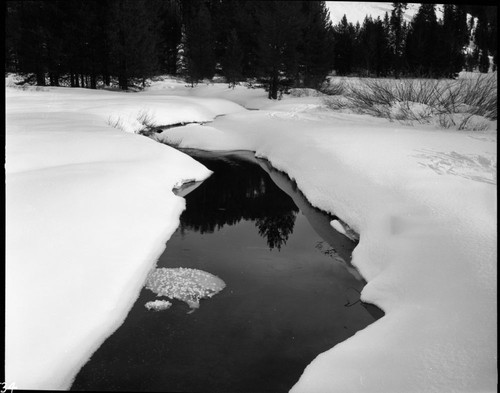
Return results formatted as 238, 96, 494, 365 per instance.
255, 211, 296, 251
179, 154, 298, 250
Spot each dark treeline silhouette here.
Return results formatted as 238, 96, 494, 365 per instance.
5, 1, 497, 95
334, 3, 497, 78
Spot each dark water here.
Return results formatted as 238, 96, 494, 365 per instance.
71, 150, 383, 392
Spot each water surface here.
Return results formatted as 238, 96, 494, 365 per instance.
71, 150, 382, 392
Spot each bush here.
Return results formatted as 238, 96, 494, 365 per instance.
322, 73, 497, 129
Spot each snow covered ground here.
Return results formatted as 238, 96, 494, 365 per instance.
5, 75, 497, 391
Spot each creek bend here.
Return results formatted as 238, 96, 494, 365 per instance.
71, 149, 383, 392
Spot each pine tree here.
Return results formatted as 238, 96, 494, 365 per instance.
389, 2, 408, 78
222, 29, 244, 88
405, 3, 439, 77
333, 15, 355, 76
359, 16, 390, 77
297, 1, 335, 88
475, 11, 491, 73
436, 4, 468, 78
176, 25, 189, 77
183, 1, 216, 86
108, 0, 161, 90
157, 0, 182, 75
8, 1, 49, 85
255, 1, 302, 99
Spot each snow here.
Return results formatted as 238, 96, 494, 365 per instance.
145, 299, 172, 311
5, 84, 230, 389
330, 219, 347, 235
5, 76, 496, 392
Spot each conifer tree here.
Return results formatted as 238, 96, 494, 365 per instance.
405, 3, 439, 76
157, 0, 182, 75
183, 1, 216, 86
108, 0, 161, 90
298, 1, 335, 88
222, 29, 244, 88
333, 15, 355, 76
436, 4, 468, 78
255, 1, 302, 99
389, 2, 408, 78
9, 1, 49, 85
474, 12, 491, 73
358, 16, 390, 76
176, 25, 188, 77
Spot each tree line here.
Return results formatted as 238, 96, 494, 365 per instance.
333, 3, 497, 79
5, 1, 497, 98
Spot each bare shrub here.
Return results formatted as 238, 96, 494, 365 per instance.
136, 109, 159, 133
323, 96, 351, 110
107, 115, 126, 132
320, 78, 346, 95
107, 109, 161, 135
456, 74, 496, 120
323, 74, 497, 130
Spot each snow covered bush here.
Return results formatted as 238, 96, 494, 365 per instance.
322, 73, 497, 130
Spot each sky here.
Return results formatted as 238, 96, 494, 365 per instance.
326, 2, 443, 25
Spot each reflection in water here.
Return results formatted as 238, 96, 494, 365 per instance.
178, 152, 299, 250
255, 212, 296, 250
71, 149, 383, 393
253, 154, 361, 276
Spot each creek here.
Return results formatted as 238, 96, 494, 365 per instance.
71, 149, 382, 392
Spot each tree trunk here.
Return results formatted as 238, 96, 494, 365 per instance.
268, 73, 278, 100
36, 70, 45, 86
119, 74, 128, 90
90, 73, 97, 89
49, 72, 59, 86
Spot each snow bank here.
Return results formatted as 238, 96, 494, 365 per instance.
144, 76, 269, 109
5, 85, 241, 389
162, 97, 497, 392
6, 85, 245, 134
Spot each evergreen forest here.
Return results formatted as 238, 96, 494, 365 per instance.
5, 1, 498, 99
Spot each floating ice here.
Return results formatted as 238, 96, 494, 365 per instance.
330, 219, 347, 234
145, 300, 172, 311
330, 219, 359, 241
145, 267, 226, 311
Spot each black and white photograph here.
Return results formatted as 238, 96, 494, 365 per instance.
5, 1, 497, 392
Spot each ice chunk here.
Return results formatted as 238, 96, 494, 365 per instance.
145, 300, 172, 311
145, 267, 226, 311
330, 219, 347, 234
